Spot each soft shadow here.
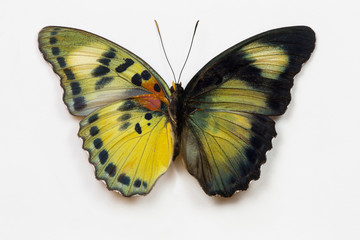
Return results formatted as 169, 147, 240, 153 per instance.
210, 179, 266, 206
174, 155, 270, 205
211, 190, 249, 205
93, 157, 179, 204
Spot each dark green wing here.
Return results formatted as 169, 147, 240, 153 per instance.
182, 26, 315, 197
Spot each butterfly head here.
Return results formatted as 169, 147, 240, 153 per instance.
170, 81, 183, 93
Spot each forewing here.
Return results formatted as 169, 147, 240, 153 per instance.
185, 26, 315, 116
38, 26, 170, 116
182, 26, 315, 196
78, 96, 173, 196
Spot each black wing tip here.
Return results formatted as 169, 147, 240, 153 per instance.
292, 25, 316, 49
267, 25, 316, 49
268, 25, 315, 37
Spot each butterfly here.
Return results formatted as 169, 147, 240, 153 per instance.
38, 24, 315, 197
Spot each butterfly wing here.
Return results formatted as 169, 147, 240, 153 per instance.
182, 26, 315, 197
79, 97, 173, 196
38, 26, 170, 116
39, 26, 173, 196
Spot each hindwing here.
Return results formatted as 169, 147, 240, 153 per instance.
78, 96, 173, 196
182, 111, 275, 196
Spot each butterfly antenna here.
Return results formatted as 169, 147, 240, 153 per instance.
178, 20, 199, 84
154, 20, 177, 82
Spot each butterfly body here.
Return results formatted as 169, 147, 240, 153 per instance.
39, 25, 315, 197
168, 83, 185, 159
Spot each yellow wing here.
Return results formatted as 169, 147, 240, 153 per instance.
39, 26, 174, 196
38, 26, 170, 116
79, 96, 173, 196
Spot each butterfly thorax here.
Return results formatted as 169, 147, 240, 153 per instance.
169, 83, 184, 122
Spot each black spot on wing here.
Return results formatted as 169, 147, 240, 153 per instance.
49, 37, 57, 44
93, 138, 103, 149
90, 126, 99, 136
70, 82, 81, 95
99, 149, 108, 164
131, 73, 142, 86
133, 179, 141, 188
95, 77, 114, 90
141, 70, 151, 80
144, 113, 152, 120
118, 173, 130, 186
56, 57, 66, 68
119, 113, 131, 121
73, 96, 86, 111
51, 47, 60, 56
120, 122, 130, 131
135, 123, 142, 134
153, 83, 161, 92
50, 29, 60, 35
118, 101, 136, 111
63, 68, 75, 80
116, 58, 134, 73
88, 114, 99, 123
142, 181, 148, 188
92, 66, 110, 77
102, 51, 116, 59
98, 58, 111, 66
105, 163, 116, 177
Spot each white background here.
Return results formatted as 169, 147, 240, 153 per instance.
1, 0, 359, 239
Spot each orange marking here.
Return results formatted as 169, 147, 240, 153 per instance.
141, 76, 169, 105
134, 94, 162, 111
141, 77, 160, 92
139, 76, 169, 105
